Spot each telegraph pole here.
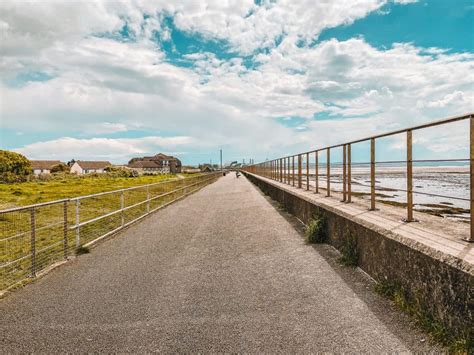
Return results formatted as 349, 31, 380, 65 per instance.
220, 149, 222, 171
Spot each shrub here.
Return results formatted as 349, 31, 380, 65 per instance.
0, 150, 32, 183
50, 163, 69, 173
104, 166, 137, 178
338, 229, 358, 267
305, 215, 327, 243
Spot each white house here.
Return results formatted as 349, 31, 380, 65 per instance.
30, 160, 62, 175
70, 161, 111, 175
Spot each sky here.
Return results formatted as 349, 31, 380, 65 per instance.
0, 0, 473, 165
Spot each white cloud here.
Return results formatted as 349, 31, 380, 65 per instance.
0, 1, 473, 163
16, 136, 195, 161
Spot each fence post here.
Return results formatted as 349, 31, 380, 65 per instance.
315, 151, 319, 193
292, 156, 295, 186
470, 116, 474, 241
280, 158, 283, 182
306, 152, 309, 190
370, 138, 376, 210
298, 155, 302, 188
147, 185, 150, 213
343, 145, 347, 201
347, 144, 352, 203
75, 199, 80, 248
30, 207, 36, 277
326, 148, 330, 196
63, 201, 68, 259
121, 191, 125, 226
407, 130, 413, 221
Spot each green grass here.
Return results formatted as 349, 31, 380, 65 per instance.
0, 173, 186, 209
374, 281, 472, 354
0, 172, 213, 291
305, 215, 327, 244
338, 229, 358, 267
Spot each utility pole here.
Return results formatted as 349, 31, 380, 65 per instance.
220, 149, 222, 171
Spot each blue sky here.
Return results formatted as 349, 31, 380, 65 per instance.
0, 0, 472, 165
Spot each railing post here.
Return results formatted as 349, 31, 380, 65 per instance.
306, 152, 309, 190
121, 191, 125, 226
470, 116, 474, 242
292, 156, 295, 186
407, 130, 413, 221
343, 144, 347, 202
326, 148, 330, 196
347, 144, 352, 203
468, 115, 474, 241
63, 201, 68, 259
30, 207, 36, 277
75, 199, 80, 248
298, 154, 302, 188
147, 185, 150, 213
280, 158, 283, 182
370, 138, 376, 210
315, 151, 319, 193
287, 157, 290, 184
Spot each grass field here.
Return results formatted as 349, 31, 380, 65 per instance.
0, 172, 217, 291
0, 173, 193, 209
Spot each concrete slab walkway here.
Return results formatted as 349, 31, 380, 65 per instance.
0, 174, 439, 353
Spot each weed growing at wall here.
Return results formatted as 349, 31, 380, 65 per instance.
338, 228, 358, 267
305, 215, 326, 243
374, 280, 472, 354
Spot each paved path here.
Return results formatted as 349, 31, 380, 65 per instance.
0, 174, 437, 353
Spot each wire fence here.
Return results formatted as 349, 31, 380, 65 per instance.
243, 113, 473, 242
0, 172, 221, 291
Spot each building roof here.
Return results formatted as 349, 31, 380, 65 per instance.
30, 160, 62, 170
128, 153, 181, 166
75, 161, 111, 169
128, 161, 161, 169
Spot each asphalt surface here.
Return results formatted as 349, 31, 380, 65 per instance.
0, 174, 439, 353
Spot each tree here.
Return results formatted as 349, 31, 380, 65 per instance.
50, 163, 69, 173
0, 150, 32, 183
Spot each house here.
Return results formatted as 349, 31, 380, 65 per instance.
30, 160, 62, 175
70, 161, 111, 175
128, 153, 182, 174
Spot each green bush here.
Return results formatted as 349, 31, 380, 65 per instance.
104, 166, 137, 178
50, 163, 69, 173
305, 215, 327, 243
0, 150, 32, 183
338, 229, 358, 267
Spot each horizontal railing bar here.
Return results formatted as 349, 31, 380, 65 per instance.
70, 175, 217, 230
1, 174, 220, 273
262, 113, 472, 161
0, 173, 217, 214
0, 220, 64, 242
81, 178, 213, 250
0, 199, 69, 214
0, 253, 32, 269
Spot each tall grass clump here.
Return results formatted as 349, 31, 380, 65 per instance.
338, 228, 358, 267
305, 215, 327, 243
374, 280, 472, 354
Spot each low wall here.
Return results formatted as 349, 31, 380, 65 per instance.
244, 172, 473, 339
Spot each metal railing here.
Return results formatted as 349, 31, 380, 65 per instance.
243, 113, 474, 242
0, 172, 221, 291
